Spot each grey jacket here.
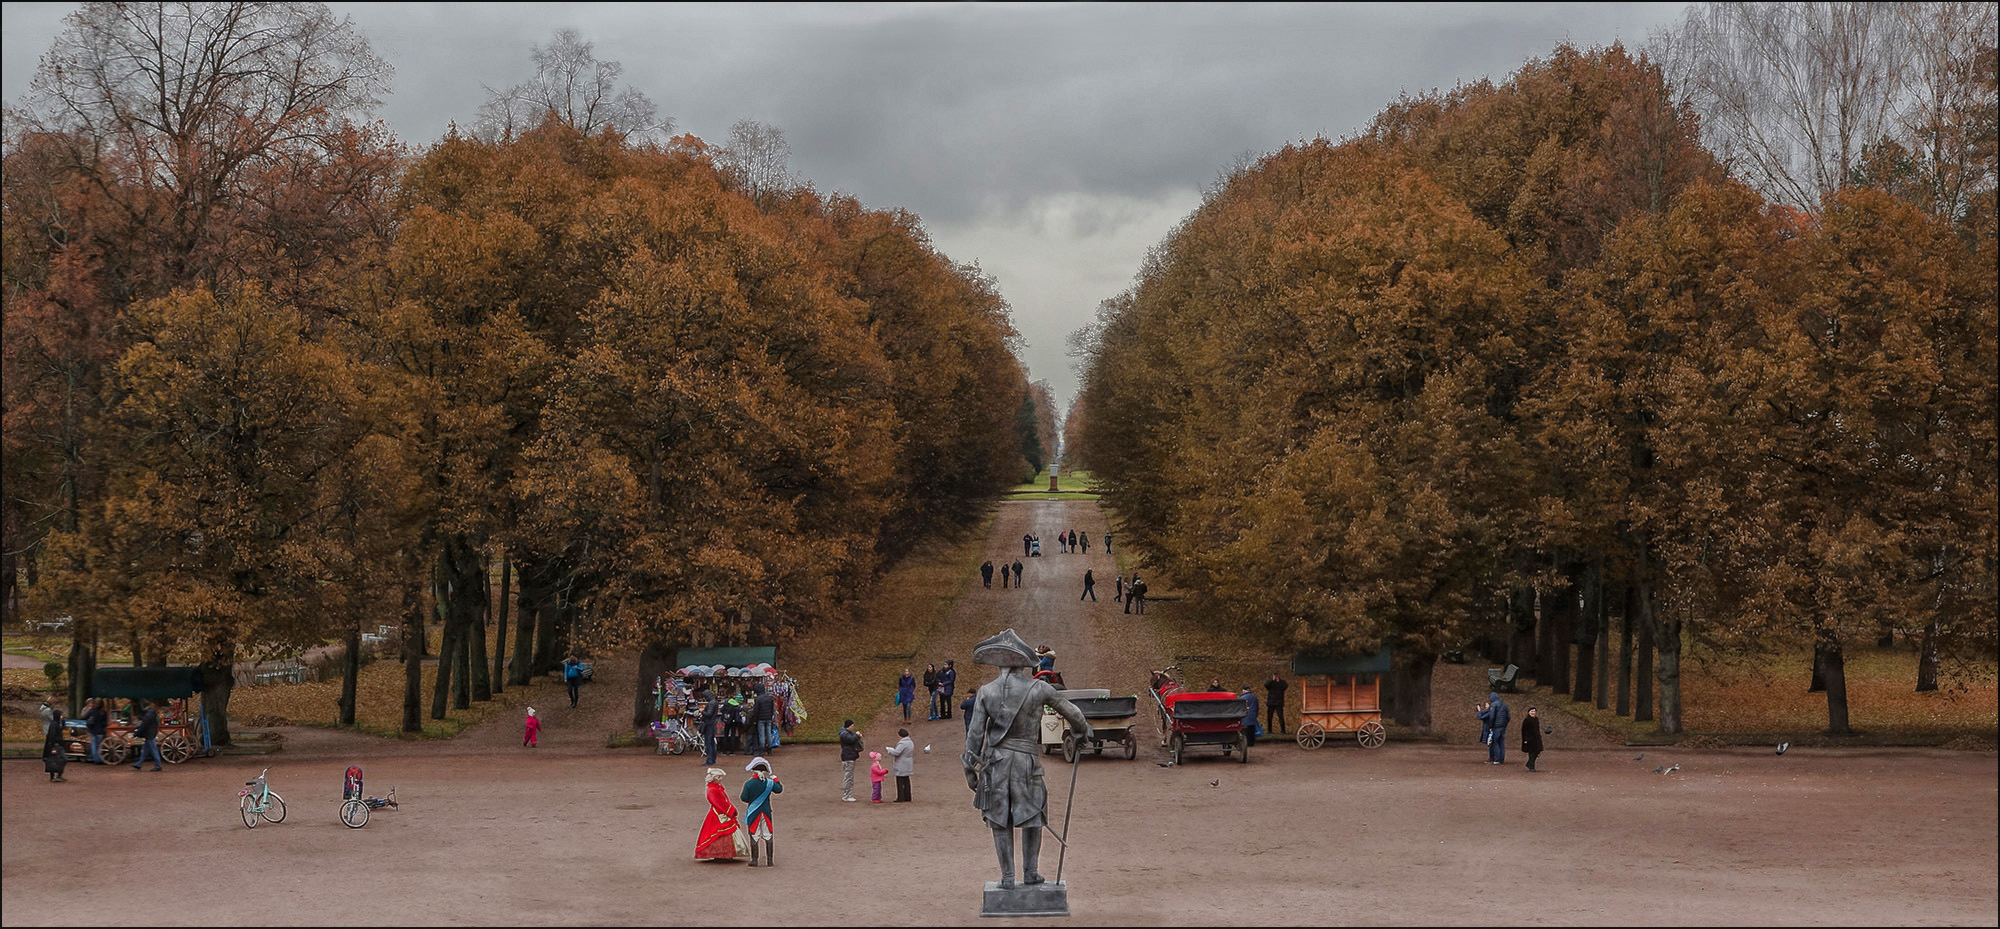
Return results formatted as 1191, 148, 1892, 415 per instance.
885, 736, 916, 777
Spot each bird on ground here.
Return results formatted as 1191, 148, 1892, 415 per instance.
1654, 765, 1664, 773
1209, 779, 1219, 788
1156, 761, 1173, 767
1632, 754, 1645, 762
1776, 742, 1789, 755
923, 744, 931, 753
1662, 763, 1679, 775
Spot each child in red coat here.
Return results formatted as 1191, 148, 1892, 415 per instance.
868, 750, 887, 803
524, 707, 540, 747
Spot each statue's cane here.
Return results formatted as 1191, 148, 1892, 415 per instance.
1053, 746, 1081, 885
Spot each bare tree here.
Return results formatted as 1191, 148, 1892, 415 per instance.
476, 28, 669, 140
1656, 2, 1997, 214
719, 118, 794, 201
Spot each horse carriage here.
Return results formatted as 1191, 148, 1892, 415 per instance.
1038, 688, 1140, 762
72, 666, 215, 765
1292, 649, 1390, 750
1148, 667, 1250, 765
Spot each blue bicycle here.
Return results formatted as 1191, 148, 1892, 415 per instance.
238, 766, 286, 828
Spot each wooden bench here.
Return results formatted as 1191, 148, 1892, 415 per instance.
1487, 663, 1521, 693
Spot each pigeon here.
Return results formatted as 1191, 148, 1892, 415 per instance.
1776, 742, 1789, 755
1156, 761, 1173, 767
923, 744, 932, 753
1653, 765, 1664, 773
1543, 726, 1554, 735
1632, 754, 1645, 762
1209, 779, 1219, 788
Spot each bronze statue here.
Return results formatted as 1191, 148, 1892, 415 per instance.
961, 628, 1091, 889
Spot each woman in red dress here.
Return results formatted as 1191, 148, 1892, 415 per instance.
695, 767, 740, 861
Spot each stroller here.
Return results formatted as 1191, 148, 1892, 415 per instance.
339, 764, 399, 828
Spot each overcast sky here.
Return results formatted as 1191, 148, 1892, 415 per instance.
3, 1, 1690, 417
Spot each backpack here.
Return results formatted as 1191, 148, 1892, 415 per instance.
564, 661, 579, 681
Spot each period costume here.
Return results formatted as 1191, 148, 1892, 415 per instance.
962, 629, 1091, 888
695, 768, 741, 860
740, 757, 782, 867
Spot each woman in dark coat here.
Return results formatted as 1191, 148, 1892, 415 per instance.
40, 701, 68, 782
1521, 706, 1546, 772
921, 664, 940, 720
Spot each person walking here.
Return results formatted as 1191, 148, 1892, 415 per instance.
897, 669, 917, 722
695, 767, 742, 861
937, 660, 958, 718
960, 694, 975, 732
563, 653, 584, 708
1011, 560, 1023, 587
523, 707, 541, 747
1080, 531, 1089, 554
699, 686, 721, 765
83, 698, 108, 764
130, 699, 163, 771
1125, 573, 1147, 614
1080, 569, 1097, 601
923, 664, 940, 720
739, 757, 782, 866
1521, 706, 1546, 772
1068, 529, 1078, 552
1114, 574, 1124, 602
838, 719, 863, 801
884, 729, 916, 802
981, 560, 995, 588
1263, 673, 1289, 735
1239, 686, 1261, 746
1001, 559, 1011, 588
869, 750, 888, 802
40, 701, 67, 782
1477, 692, 1511, 765
1022, 533, 1032, 557
1104, 531, 1112, 554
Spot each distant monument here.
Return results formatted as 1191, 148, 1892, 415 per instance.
962, 628, 1091, 917
1048, 464, 1059, 493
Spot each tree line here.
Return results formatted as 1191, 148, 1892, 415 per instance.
1070, 20, 1996, 735
2, 4, 1050, 739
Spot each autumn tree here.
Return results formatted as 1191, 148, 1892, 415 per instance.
476, 28, 668, 141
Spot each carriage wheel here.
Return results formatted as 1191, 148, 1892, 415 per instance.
100, 735, 131, 766
1296, 723, 1326, 750
1124, 734, 1137, 759
1061, 734, 1079, 765
160, 732, 193, 764
1235, 732, 1249, 764
1358, 720, 1387, 749
1169, 733, 1184, 766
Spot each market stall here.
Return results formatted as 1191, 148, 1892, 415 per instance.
649, 647, 808, 755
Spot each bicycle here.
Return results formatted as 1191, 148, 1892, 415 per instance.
238, 766, 287, 828
653, 716, 698, 755
339, 785, 398, 828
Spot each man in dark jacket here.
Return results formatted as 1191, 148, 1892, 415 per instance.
981, 561, 994, 588
1011, 560, 1023, 587
1263, 673, 1289, 735
1521, 706, 1545, 772
84, 698, 109, 764
751, 684, 776, 755
1477, 692, 1511, 764
838, 719, 864, 801
131, 700, 163, 771
937, 661, 958, 719
699, 687, 721, 765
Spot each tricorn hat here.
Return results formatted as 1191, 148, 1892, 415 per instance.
972, 628, 1035, 667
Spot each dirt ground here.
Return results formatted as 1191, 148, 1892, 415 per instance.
4, 500, 1996, 926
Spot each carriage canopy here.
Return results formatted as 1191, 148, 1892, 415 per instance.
89, 666, 205, 700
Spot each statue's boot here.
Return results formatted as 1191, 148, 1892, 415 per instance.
993, 827, 1015, 888
1022, 828, 1045, 884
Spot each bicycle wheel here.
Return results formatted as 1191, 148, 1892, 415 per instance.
262, 790, 287, 823
241, 794, 259, 829
668, 731, 689, 755
340, 798, 369, 828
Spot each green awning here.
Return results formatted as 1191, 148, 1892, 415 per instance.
675, 647, 778, 668
90, 666, 205, 699
1290, 648, 1392, 676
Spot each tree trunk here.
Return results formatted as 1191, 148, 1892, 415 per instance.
1808, 646, 1827, 692
1593, 567, 1611, 709
1915, 618, 1939, 692
339, 623, 360, 726
512, 556, 540, 686
1617, 583, 1634, 717
1549, 585, 1575, 697
635, 639, 674, 738
464, 544, 490, 702
533, 577, 560, 678
430, 555, 453, 720
1387, 652, 1437, 735
402, 578, 423, 734
66, 625, 97, 717
1508, 587, 1537, 676
1654, 607, 1682, 736
1535, 587, 1557, 686
200, 640, 237, 747
1573, 568, 1598, 704
1818, 634, 1851, 735
1634, 579, 1655, 724
492, 555, 510, 694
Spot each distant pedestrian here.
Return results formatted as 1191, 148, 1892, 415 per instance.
897, 669, 917, 722
751, 682, 777, 755
1057, 532, 1068, 553
1264, 673, 1289, 735
923, 663, 940, 720
1477, 692, 1511, 765
937, 660, 958, 718
41, 701, 67, 782
1023, 533, 1032, 557
1104, 531, 1112, 553
1521, 707, 1545, 772
1239, 687, 1260, 746
960, 695, 975, 733
884, 729, 916, 802
1002, 562, 1011, 588
84, 698, 108, 764
1068, 529, 1078, 552
839, 719, 863, 801
869, 751, 888, 802
563, 653, 583, 707
699, 687, 721, 765
1011, 560, 1023, 586
1115, 574, 1124, 602
1081, 569, 1097, 601
1125, 573, 1147, 614
1080, 532, 1089, 554
981, 560, 994, 588
130, 699, 162, 771
523, 707, 540, 747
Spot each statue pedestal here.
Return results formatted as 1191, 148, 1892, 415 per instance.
981, 880, 1069, 918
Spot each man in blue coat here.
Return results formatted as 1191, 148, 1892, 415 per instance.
1477, 692, 1511, 764
937, 660, 958, 718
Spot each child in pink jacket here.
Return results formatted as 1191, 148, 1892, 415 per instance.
524, 707, 540, 747
868, 750, 887, 803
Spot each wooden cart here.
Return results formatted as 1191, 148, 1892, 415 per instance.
1059, 694, 1140, 762
81, 666, 215, 765
1292, 649, 1390, 750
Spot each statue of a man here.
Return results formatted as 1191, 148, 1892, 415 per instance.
961, 628, 1092, 888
